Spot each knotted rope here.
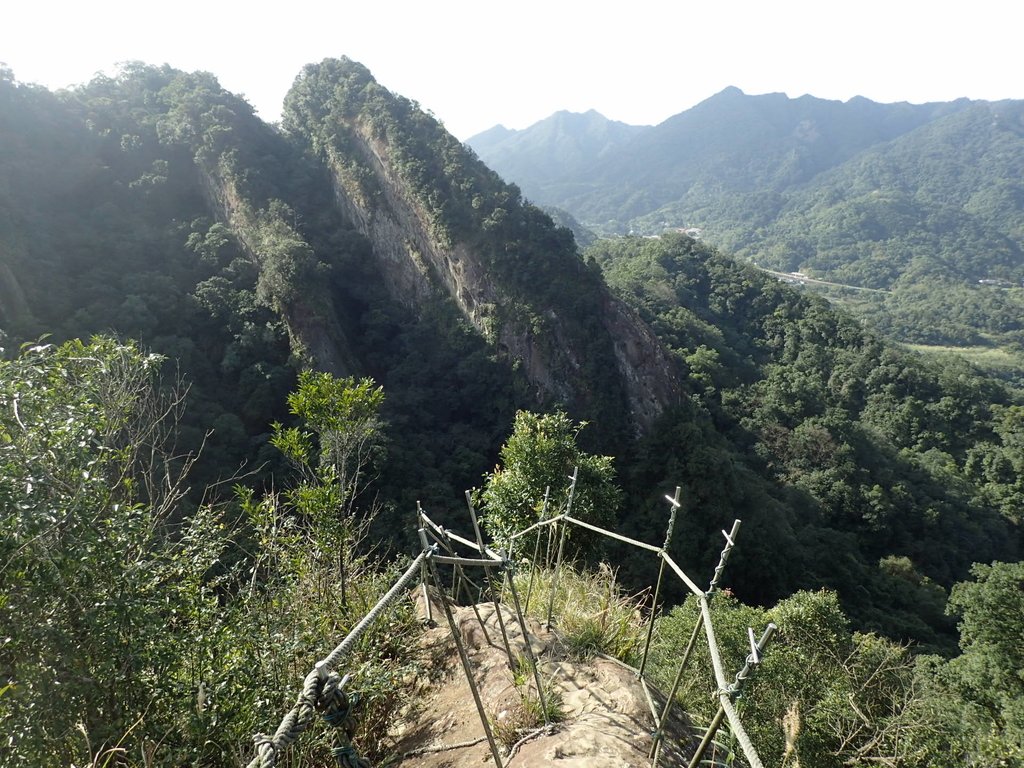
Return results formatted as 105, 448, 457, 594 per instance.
250, 668, 337, 768
319, 675, 369, 768
247, 550, 429, 768
249, 669, 370, 768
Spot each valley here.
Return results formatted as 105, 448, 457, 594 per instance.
1, 63, 1021, 767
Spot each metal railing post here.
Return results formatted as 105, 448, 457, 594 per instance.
418, 527, 505, 768
638, 487, 681, 680
546, 466, 578, 628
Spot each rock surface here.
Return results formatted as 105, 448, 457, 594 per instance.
389, 591, 690, 767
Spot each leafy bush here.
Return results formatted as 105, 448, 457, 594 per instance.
647, 589, 973, 768
0, 339, 423, 767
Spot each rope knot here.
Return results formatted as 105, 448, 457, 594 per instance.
252, 734, 276, 768
317, 672, 362, 737
332, 743, 371, 768
317, 671, 370, 766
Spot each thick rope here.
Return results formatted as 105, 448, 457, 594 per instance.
719, 694, 766, 768
320, 550, 430, 671
249, 668, 328, 768
507, 724, 557, 759
247, 550, 429, 768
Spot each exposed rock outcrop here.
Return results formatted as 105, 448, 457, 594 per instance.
390, 593, 690, 767
285, 58, 682, 435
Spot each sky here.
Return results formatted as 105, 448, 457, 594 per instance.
3, 1, 1023, 140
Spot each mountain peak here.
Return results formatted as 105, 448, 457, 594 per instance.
467, 123, 512, 143
715, 85, 746, 98
547, 108, 611, 124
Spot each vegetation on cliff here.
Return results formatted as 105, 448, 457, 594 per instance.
283, 57, 658, 441
469, 92, 1024, 379
2, 62, 1023, 766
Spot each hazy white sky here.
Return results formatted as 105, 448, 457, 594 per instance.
3, 1, 1022, 139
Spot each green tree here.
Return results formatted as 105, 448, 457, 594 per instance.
0, 338, 217, 765
271, 370, 386, 606
478, 410, 622, 550
943, 561, 1024, 754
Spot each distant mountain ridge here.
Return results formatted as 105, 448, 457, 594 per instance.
466, 87, 969, 233
467, 88, 1024, 355
467, 109, 645, 196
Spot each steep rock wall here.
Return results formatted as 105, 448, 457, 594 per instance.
196, 162, 358, 377
288, 59, 682, 433
322, 124, 578, 406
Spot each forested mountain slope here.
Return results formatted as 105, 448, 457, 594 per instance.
468, 90, 1024, 363
281, 59, 681, 438
467, 88, 962, 233
0, 64, 509, 507
1, 63, 1021, 651
592, 234, 1023, 642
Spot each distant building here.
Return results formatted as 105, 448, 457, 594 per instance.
666, 226, 703, 240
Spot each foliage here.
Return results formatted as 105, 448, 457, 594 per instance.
271, 369, 387, 607
0, 65, 298, 493
966, 406, 1024, 524
273, 370, 386, 508
478, 410, 622, 552
0, 338, 209, 764
0, 338, 422, 767
943, 561, 1024, 753
229, 487, 423, 766
283, 57, 635, 444
491, 682, 565, 752
0, 60, 526, 525
649, 590, 952, 767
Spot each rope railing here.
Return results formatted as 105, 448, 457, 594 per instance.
245, 471, 775, 768
247, 550, 429, 768
320, 551, 431, 672
494, 480, 773, 768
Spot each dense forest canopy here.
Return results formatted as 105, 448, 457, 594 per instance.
3, 57, 1022, 640
1, 62, 1022, 765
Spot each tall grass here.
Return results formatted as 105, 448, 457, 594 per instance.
511, 562, 648, 665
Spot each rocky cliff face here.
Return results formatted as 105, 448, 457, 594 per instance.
599, 293, 682, 429
195, 154, 357, 378
285, 58, 682, 434
321, 122, 578, 405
